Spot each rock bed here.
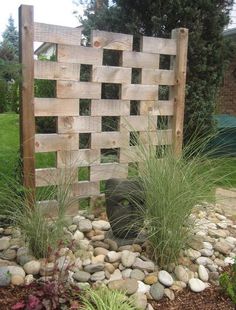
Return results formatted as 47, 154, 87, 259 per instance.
0, 203, 235, 310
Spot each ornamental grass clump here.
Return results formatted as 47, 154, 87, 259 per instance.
128, 130, 227, 267
0, 169, 77, 258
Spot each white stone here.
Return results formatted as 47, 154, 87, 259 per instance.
217, 222, 228, 229
25, 274, 34, 285
226, 237, 236, 245
78, 219, 92, 232
203, 242, 213, 250
23, 260, 41, 275
121, 250, 136, 268
92, 220, 110, 231
72, 215, 85, 225
224, 257, 235, 265
109, 269, 122, 282
215, 214, 226, 221
8, 266, 25, 278
105, 251, 121, 263
158, 270, 174, 287
200, 249, 213, 257
137, 281, 150, 294
174, 266, 189, 283
198, 265, 209, 282
133, 292, 147, 310
122, 269, 132, 278
188, 278, 206, 292
73, 230, 84, 241
196, 257, 213, 266
185, 249, 201, 260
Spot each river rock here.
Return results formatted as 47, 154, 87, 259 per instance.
214, 241, 232, 255
133, 292, 147, 310
78, 219, 92, 232
23, 260, 41, 275
73, 230, 84, 241
174, 266, 189, 283
133, 258, 154, 272
196, 257, 213, 266
164, 288, 175, 301
0, 267, 10, 286
130, 269, 145, 281
105, 251, 121, 263
137, 280, 150, 294
84, 263, 104, 273
73, 271, 90, 282
90, 271, 105, 281
109, 269, 122, 281
8, 266, 25, 278
94, 247, 109, 256
185, 249, 201, 260
158, 270, 174, 287
198, 265, 209, 282
0, 237, 10, 251
187, 236, 204, 251
122, 268, 132, 278
108, 278, 138, 295
150, 282, 165, 301
144, 274, 158, 285
0, 249, 16, 261
11, 275, 24, 285
121, 250, 136, 267
25, 274, 34, 285
188, 278, 206, 292
92, 220, 110, 231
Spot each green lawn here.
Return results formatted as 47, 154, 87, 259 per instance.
0, 113, 236, 190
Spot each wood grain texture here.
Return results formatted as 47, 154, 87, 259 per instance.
58, 116, 101, 133
57, 81, 101, 99
57, 149, 100, 168
72, 181, 100, 197
34, 98, 79, 116
171, 28, 188, 155
120, 115, 157, 131
142, 36, 177, 55
92, 66, 131, 84
35, 134, 78, 153
90, 163, 128, 181
122, 51, 160, 68
122, 84, 159, 100
34, 22, 82, 45
140, 100, 174, 116
34, 60, 80, 81
91, 132, 128, 149
92, 30, 133, 51
57, 45, 103, 65
91, 99, 130, 116
19, 5, 36, 196
142, 69, 175, 85
140, 129, 173, 145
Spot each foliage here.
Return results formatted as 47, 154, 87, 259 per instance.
219, 257, 236, 304
77, 0, 235, 141
81, 287, 138, 310
0, 16, 19, 113
126, 130, 227, 267
0, 170, 77, 258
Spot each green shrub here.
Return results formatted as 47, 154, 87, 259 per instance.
81, 287, 138, 310
220, 257, 236, 304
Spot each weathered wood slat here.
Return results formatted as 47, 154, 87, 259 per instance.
34, 98, 79, 116
142, 36, 177, 55
140, 100, 174, 116
122, 84, 159, 101
119, 146, 142, 163
140, 129, 173, 145
91, 100, 130, 116
58, 116, 101, 133
91, 132, 129, 149
72, 181, 100, 197
34, 60, 80, 81
122, 51, 160, 68
92, 66, 131, 84
90, 163, 128, 181
142, 69, 175, 85
35, 134, 78, 153
35, 168, 58, 186
92, 30, 133, 51
120, 115, 157, 131
34, 22, 82, 45
57, 45, 103, 65
57, 149, 100, 168
57, 81, 101, 99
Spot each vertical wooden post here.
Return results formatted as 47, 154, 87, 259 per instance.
19, 5, 35, 204
171, 28, 188, 155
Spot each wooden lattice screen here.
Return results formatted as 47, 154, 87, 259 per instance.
19, 5, 188, 211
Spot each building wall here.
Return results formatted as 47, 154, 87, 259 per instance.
218, 56, 236, 115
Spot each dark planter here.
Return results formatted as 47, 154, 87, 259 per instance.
105, 178, 145, 239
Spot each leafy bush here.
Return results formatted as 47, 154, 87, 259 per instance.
220, 257, 236, 304
81, 287, 138, 310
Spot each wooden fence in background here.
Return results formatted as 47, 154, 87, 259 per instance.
19, 5, 188, 212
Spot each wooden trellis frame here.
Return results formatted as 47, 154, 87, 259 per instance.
19, 5, 188, 211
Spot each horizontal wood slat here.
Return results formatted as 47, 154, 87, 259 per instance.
57, 81, 101, 99
91, 132, 129, 149
140, 100, 174, 116
92, 30, 133, 51
91, 100, 130, 116
58, 116, 101, 133
34, 98, 79, 116
122, 51, 160, 68
122, 84, 159, 100
34, 22, 82, 45
142, 69, 175, 85
34, 60, 80, 81
90, 163, 128, 181
35, 134, 78, 153
140, 129, 173, 145
57, 45, 103, 65
120, 115, 157, 131
57, 149, 100, 168
72, 181, 100, 197
142, 36, 177, 55
93, 66, 131, 84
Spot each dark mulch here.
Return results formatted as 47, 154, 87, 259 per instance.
150, 285, 235, 310
0, 285, 32, 310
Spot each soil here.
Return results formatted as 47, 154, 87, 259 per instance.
150, 285, 235, 310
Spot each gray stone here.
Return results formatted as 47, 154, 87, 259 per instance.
39, 262, 55, 276
92, 220, 110, 231
133, 292, 147, 310
91, 241, 110, 249
209, 272, 219, 281
214, 241, 232, 255
0, 237, 10, 251
68, 224, 77, 232
0, 249, 16, 261
78, 219, 92, 232
200, 249, 213, 257
164, 288, 175, 301
73, 270, 90, 282
108, 279, 138, 295
187, 236, 204, 251
174, 266, 189, 283
72, 215, 86, 225
104, 239, 118, 251
150, 282, 165, 301
133, 258, 155, 272
84, 263, 104, 273
185, 249, 201, 260
121, 250, 136, 268
198, 265, 209, 282
90, 271, 105, 282
105, 251, 121, 263
188, 278, 206, 292
0, 267, 10, 286
196, 257, 213, 266
23, 260, 41, 275
17, 254, 35, 266
122, 268, 132, 278
8, 266, 25, 278
158, 270, 174, 287
225, 236, 236, 245
208, 229, 228, 238
76, 282, 90, 290
130, 269, 145, 281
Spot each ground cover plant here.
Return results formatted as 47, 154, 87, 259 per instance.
220, 257, 236, 304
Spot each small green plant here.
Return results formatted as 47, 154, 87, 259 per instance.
81, 287, 138, 310
219, 257, 236, 304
